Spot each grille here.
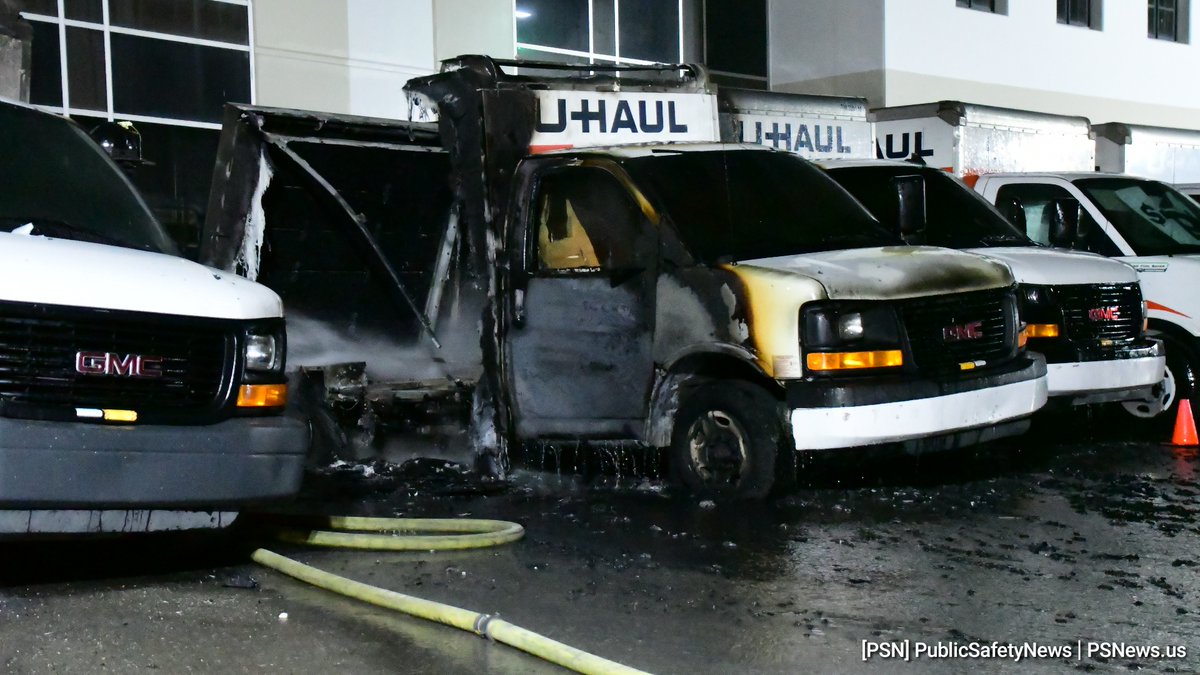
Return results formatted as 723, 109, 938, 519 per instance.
0, 303, 233, 413
900, 288, 1015, 374
1056, 283, 1142, 343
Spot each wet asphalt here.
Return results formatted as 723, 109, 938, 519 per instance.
1, 413, 1199, 674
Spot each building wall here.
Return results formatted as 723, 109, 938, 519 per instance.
882, 0, 1200, 129
768, 0, 885, 103
254, 0, 512, 120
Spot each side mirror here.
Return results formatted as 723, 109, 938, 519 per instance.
893, 175, 927, 240
1048, 198, 1081, 249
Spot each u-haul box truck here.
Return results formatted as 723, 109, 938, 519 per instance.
203, 57, 1048, 499
718, 88, 873, 161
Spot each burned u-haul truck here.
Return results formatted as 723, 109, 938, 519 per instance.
202, 56, 1047, 498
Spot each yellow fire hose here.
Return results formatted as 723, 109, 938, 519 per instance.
251, 516, 650, 675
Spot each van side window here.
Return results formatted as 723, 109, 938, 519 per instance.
532, 167, 644, 272
994, 183, 1121, 256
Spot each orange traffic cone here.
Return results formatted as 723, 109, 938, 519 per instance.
1171, 399, 1199, 447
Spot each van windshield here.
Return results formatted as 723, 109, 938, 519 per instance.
622, 149, 899, 263
0, 104, 177, 255
827, 165, 1033, 248
1074, 177, 1200, 256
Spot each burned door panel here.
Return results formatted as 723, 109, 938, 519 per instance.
505, 163, 657, 438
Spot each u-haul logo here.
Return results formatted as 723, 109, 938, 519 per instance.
875, 131, 935, 161
75, 351, 164, 378
732, 115, 871, 159
530, 90, 719, 152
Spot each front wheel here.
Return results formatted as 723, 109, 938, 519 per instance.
669, 381, 784, 500
1120, 336, 1198, 426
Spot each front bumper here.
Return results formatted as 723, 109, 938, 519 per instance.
786, 354, 1047, 451
1038, 339, 1164, 404
0, 415, 308, 508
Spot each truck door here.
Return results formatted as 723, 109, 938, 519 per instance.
503, 162, 658, 439
992, 181, 1127, 255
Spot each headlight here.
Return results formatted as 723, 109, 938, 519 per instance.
1017, 283, 1062, 338
802, 302, 903, 373
244, 332, 281, 372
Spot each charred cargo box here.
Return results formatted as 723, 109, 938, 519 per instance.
204, 56, 1048, 498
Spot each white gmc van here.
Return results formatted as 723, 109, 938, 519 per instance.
0, 100, 307, 534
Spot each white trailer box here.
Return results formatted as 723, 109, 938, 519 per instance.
718, 88, 873, 160
872, 101, 1094, 179
1093, 123, 1200, 184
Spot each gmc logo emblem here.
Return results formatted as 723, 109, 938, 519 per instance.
942, 321, 984, 342
1088, 306, 1121, 321
75, 352, 164, 378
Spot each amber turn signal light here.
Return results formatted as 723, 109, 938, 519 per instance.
806, 350, 903, 371
237, 383, 288, 408
1024, 323, 1060, 339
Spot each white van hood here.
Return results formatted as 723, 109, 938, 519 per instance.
0, 232, 283, 319
739, 246, 1013, 300
964, 246, 1138, 286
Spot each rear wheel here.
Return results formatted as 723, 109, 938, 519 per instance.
669, 381, 784, 499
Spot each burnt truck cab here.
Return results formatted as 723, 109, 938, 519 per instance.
496, 142, 1047, 496
202, 56, 1045, 499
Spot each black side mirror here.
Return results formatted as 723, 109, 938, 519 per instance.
894, 175, 927, 241
1048, 198, 1081, 249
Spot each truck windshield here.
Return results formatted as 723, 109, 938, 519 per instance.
0, 103, 177, 255
827, 165, 1033, 248
622, 149, 899, 263
1074, 177, 1200, 256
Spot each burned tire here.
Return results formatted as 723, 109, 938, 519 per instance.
670, 381, 784, 500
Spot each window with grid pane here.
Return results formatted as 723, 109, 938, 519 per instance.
1057, 0, 1097, 28
956, 0, 998, 12
1149, 0, 1179, 40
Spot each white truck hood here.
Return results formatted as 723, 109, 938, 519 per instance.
739, 246, 1013, 300
0, 232, 283, 319
964, 246, 1138, 286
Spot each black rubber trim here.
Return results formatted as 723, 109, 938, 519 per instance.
785, 353, 1046, 409
1027, 337, 1161, 364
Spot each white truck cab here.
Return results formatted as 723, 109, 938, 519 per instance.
0, 99, 307, 533
823, 161, 1163, 408
974, 172, 1200, 419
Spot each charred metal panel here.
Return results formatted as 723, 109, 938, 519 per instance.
507, 275, 654, 437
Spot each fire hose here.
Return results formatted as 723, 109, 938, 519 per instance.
251, 516, 650, 675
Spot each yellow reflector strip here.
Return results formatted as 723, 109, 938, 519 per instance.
1025, 323, 1060, 338
102, 409, 138, 422
237, 384, 288, 408
806, 350, 903, 371
959, 361, 977, 371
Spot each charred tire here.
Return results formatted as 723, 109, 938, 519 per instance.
670, 381, 783, 500
469, 378, 511, 479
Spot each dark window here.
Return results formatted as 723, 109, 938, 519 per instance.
111, 33, 251, 122
1149, 0, 1181, 40
993, 183, 1121, 256
618, 0, 678, 62
957, 0, 999, 11
515, 0, 589, 52
532, 167, 646, 272
0, 103, 175, 254
17, 0, 61, 16
828, 166, 1032, 249
63, 0, 102, 22
108, 0, 250, 45
66, 27, 106, 111
704, 0, 767, 78
28, 20, 62, 107
1057, 0, 1097, 27
625, 150, 897, 263
593, 0, 616, 55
